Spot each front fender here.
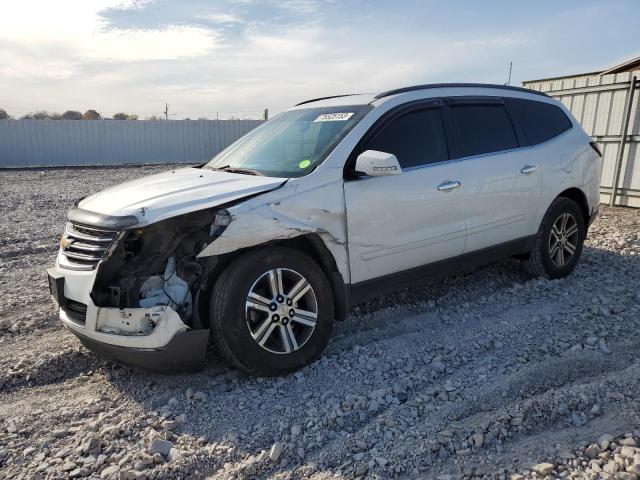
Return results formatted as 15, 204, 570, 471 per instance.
197, 179, 350, 283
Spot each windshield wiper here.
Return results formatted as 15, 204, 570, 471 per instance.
208, 165, 264, 176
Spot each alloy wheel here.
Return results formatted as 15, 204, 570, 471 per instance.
245, 268, 318, 354
548, 212, 579, 268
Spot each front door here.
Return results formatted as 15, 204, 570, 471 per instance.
344, 102, 466, 284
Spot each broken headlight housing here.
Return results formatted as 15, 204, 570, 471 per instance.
90, 207, 230, 318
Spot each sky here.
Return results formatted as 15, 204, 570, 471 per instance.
0, 0, 638, 119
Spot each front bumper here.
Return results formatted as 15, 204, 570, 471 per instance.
48, 262, 209, 373
68, 327, 209, 373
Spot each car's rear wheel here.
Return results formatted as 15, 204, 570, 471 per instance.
524, 197, 586, 279
210, 246, 334, 376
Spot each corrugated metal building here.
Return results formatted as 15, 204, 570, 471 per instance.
523, 56, 640, 207
0, 119, 263, 168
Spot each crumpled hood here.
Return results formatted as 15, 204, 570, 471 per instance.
78, 167, 286, 226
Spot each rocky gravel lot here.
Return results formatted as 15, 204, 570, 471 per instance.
1, 165, 640, 480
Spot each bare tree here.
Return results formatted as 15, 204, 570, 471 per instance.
0, 109, 10, 120
112, 113, 139, 120
22, 111, 51, 120
83, 110, 101, 120
62, 110, 83, 120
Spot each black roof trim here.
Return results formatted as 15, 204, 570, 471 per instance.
373, 83, 549, 100
295, 94, 360, 106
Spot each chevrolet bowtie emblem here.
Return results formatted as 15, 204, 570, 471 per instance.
60, 237, 72, 249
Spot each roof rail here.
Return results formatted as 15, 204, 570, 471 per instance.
373, 83, 549, 100
295, 94, 360, 106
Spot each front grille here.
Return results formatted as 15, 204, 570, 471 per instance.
62, 299, 87, 325
59, 222, 119, 270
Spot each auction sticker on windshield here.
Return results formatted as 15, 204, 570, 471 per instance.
313, 112, 354, 122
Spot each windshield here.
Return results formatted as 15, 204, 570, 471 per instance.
204, 105, 372, 177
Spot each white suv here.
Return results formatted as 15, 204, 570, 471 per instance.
47, 83, 602, 375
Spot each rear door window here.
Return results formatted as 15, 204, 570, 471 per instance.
446, 99, 518, 158
365, 107, 448, 168
505, 98, 572, 146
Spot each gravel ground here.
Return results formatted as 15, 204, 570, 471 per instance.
1, 165, 640, 480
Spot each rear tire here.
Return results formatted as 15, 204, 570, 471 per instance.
210, 247, 334, 376
524, 197, 586, 279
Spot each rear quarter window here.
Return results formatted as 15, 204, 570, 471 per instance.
505, 98, 572, 146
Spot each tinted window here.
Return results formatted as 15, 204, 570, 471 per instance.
366, 108, 448, 168
506, 98, 572, 146
448, 103, 518, 158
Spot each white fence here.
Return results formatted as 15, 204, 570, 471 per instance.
524, 71, 640, 207
0, 119, 263, 168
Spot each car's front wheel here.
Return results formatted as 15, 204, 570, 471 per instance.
210, 246, 334, 376
524, 196, 586, 279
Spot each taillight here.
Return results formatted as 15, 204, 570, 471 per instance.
589, 141, 602, 158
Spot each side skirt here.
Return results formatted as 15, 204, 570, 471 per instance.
346, 236, 533, 307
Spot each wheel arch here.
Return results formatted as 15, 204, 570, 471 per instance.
557, 187, 590, 225
194, 234, 348, 329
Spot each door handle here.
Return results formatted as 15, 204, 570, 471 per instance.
520, 165, 537, 174
437, 180, 461, 191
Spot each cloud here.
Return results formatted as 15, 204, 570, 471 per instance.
0, 0, 218, 65
196, 13, 243, 24
0, 0, 638, 119
85, 26, 218, 61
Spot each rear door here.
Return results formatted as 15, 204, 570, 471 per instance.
344, 100, 467, 283
444, 97, 541, 253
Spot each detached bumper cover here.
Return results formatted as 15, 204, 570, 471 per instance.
48, 265, 209, 373
68, 326, 210, 374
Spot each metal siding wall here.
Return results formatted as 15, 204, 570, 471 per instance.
601, 143, 618, 188
0, 119, 263, 168
524, 70, 640, 207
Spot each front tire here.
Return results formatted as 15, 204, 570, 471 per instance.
210, 247, 334, 376
524, 197, 586, 279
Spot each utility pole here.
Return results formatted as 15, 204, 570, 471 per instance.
263, 108, 269, 121
164, 103, 169, 120
505, 61, 513, 86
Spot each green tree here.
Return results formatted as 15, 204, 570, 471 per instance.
62, 110, 83, 120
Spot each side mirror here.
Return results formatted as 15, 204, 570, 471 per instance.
354, 150, 402, 177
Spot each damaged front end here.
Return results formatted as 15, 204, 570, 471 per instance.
92, 211, 210, 312
70, 208, 232, 372
92, 207, 230, 321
